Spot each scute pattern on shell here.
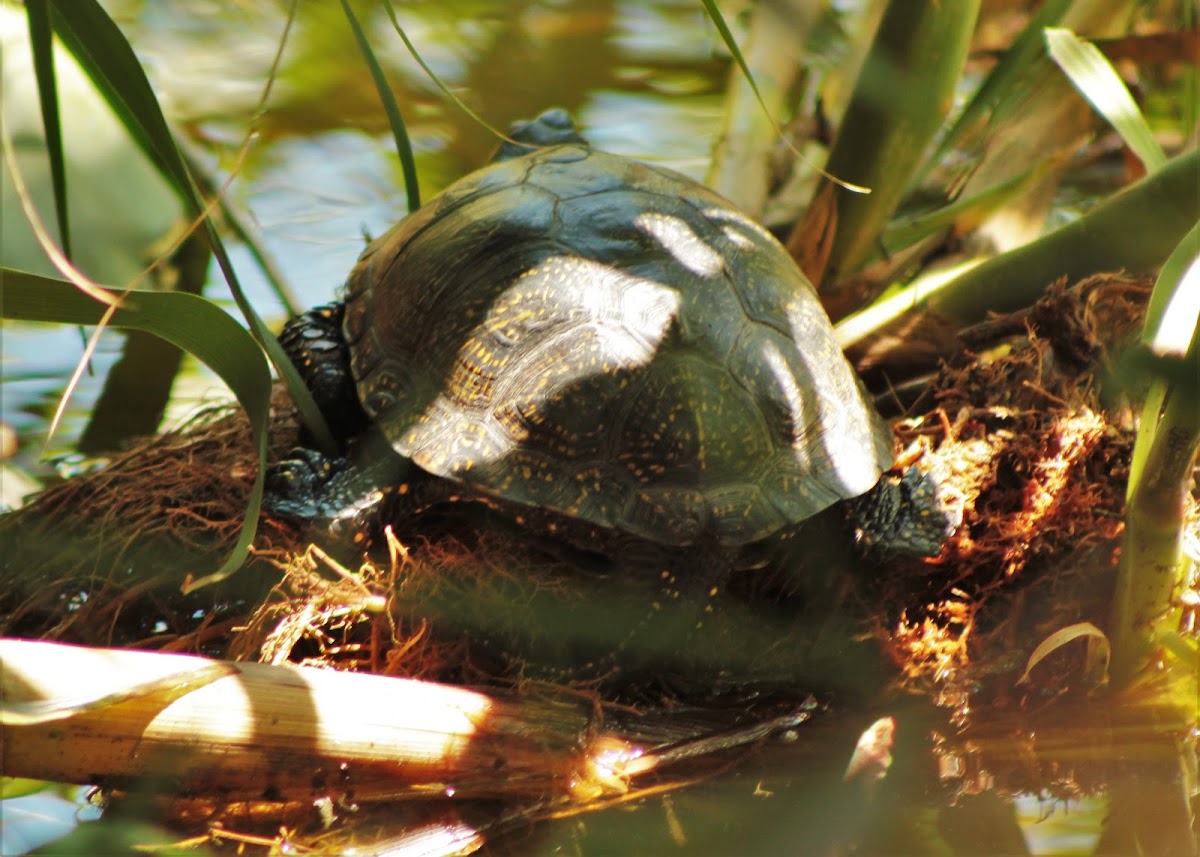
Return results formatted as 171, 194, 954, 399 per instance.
341, 144, 893, 546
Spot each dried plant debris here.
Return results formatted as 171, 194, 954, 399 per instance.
228, 544, 393, 669
871, 274, 1192, 701
0, 391, 302, 644
862, 274, 1200, 816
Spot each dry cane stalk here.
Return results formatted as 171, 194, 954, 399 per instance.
0, 639, 624, 804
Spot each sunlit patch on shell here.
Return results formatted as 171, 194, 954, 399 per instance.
635, 212, 724, 277
702, 205, 774, 250
403, 257, 682, 485
777, 296, 893, 500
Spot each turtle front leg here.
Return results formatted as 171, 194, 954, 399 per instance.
278, 302, 367, 443
269, 302, 394, 546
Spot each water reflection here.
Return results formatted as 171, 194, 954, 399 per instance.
4, 0, 730, 473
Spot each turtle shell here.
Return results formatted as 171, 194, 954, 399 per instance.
342, 144, 893, 547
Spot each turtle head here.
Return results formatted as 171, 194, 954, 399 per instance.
850, 466, 962, 558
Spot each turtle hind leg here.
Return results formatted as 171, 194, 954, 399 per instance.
264, 432, 417, 550
278, 302, 368, 443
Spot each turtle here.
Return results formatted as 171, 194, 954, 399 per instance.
266, 110, 953, 586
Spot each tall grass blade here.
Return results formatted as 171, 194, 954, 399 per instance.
176, 137, 304, 318
1, 269, 273, 591
1111, 367, 1199, 689
700, 0, 780, 150
339, 0, 420, 212
1, 113, 117, 308
707, 0, 822, 212
882, 162, 1048, 255
796, 0, 980, 296
1142, 224, 1200, 360
183, 0, 303, 318
1045, 27, 1167, 172
47, 0, 336, 456
701, 0, 866, 194
79, 235, 211, 453
379, 0, 510, 150
24, 0, 70, 261
923, 0, 1073, 183
46, 0, 177, 186
1184, 1, 1198, 146
930, 148, 1200, 323
1125, 219, 1200, 493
